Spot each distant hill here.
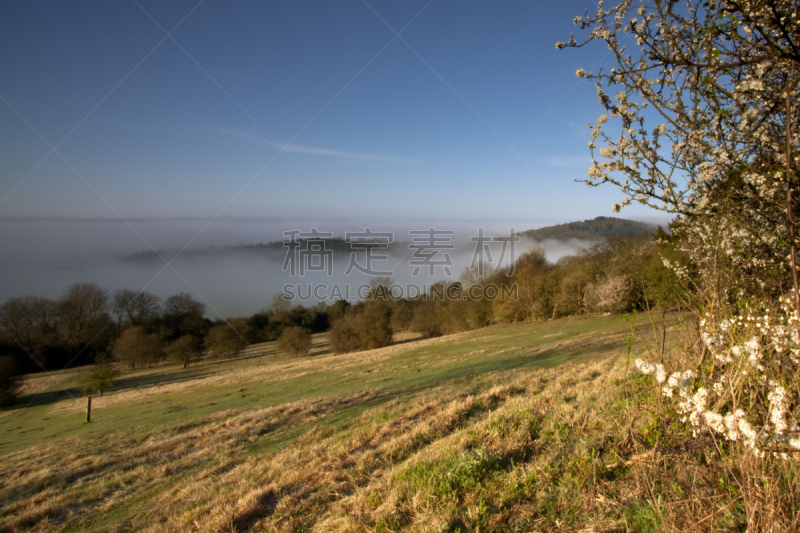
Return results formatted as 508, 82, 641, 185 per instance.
520, 216, 655, 241
125, 237, 394, 262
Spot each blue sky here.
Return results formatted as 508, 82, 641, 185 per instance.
0, 0, 669, 238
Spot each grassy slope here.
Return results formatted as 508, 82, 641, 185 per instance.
0, 314, 703, 532
0, 316, 630, 456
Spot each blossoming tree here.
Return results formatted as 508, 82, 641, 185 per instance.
561, 3, 800, 517
561, 0, 799, 307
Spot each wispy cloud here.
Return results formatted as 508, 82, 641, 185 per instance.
219, 128, 416, 164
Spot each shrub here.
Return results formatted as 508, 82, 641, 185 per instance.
328, 316, 361, 354
113, 326, 162, 369
635, 301, 800, 455
79, 363, 119, 396
356, 303, 393, 350
584, 274, 632, 314
390, 299, 415, 331
410, 301, 444, 338
633, 300, 800, 529
277, 326, 312, 357
166, 335, 200, 368
329, 302, 393, 354
205, 324, 247, 359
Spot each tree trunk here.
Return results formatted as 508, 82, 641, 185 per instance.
787, 60, 799, 317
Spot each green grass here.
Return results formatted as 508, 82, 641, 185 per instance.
0, 314, 634, 456
0, 313, 699, 532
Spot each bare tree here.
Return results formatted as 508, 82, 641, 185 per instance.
162, 292, 207, 340
111, 289, 161, 330
269, 292, 292, 314
58, 283, 111, 352
129, 290, 161, 326
163, 292, 204, 316
30, 296, 59, 345
0, 296, 39, 348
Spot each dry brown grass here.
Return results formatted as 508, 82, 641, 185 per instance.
2, 317, 796, 532
0, 356, 640, 532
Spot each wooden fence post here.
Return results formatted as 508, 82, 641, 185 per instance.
86, 396, 92, 423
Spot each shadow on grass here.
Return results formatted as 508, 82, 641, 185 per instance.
113, 366, 222, 392
109, 344, 285, 395
357, 335, 626, 400
254, 333, 627, 423
389, 335, 430, 347
280, 333, 426, 359
14, 387, 85, 408
241, 336, 620, 457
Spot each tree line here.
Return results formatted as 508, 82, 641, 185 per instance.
327, 230, 681, 352
0, 285, 333, 402
0, 231, 681, 405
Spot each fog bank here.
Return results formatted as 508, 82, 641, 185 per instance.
0, 218, 596, 318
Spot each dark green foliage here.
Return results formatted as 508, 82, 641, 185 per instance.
246, 310, 272, 343
643, 226, 694, 310
259, 304, 330, 342
0, 356, 20, 407
79, 363, 120, 396
520, 216, 655, 241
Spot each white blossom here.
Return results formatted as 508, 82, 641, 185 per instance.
634, 308, 800, 454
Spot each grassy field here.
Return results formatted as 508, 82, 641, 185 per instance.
0, 314, 703, 532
